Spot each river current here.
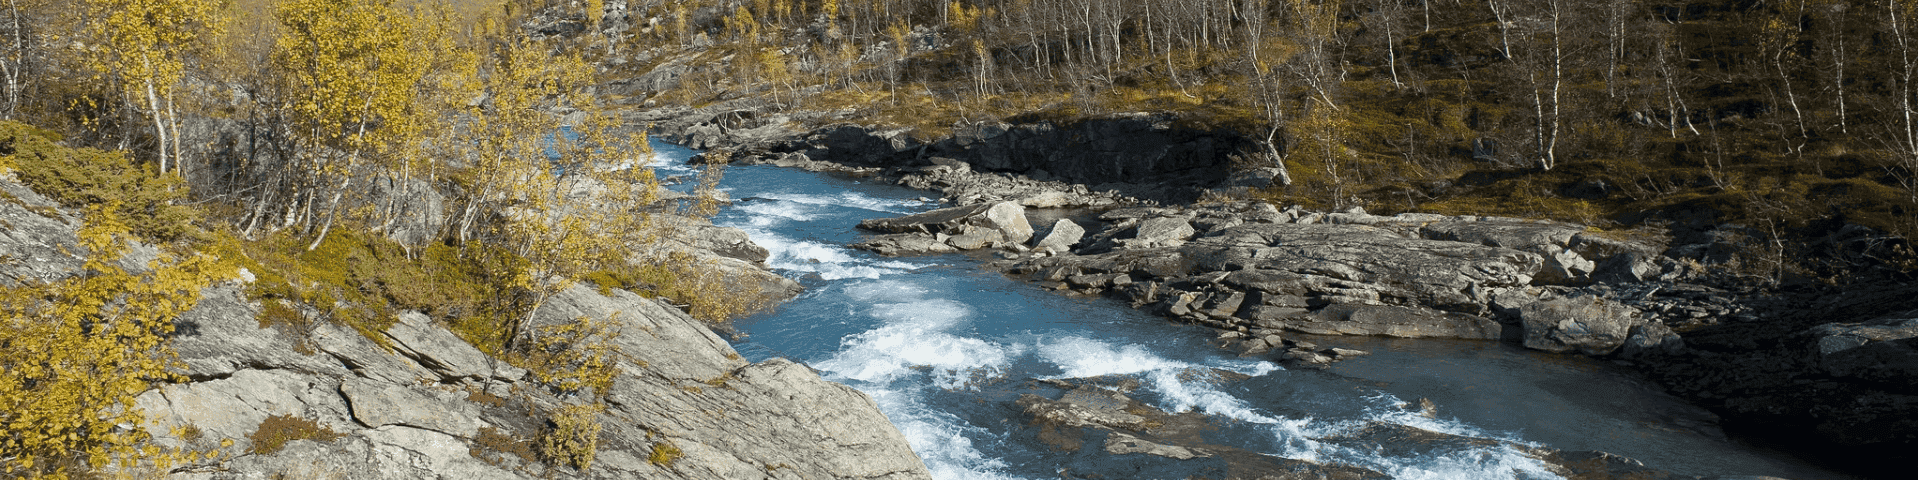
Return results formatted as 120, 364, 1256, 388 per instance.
647, 143, 1855, 480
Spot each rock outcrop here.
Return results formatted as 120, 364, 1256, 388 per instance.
0, 176, 928, 479
141, 284, 931, 480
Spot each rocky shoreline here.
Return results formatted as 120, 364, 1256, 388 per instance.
0, 175, 932, 479
642, 103, 1917, 478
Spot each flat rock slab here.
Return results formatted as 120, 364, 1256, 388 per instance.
1275, 304, 1502, 340
340, 378, 483, 437
858, 201, 1033, 245
1186, 224, 1541, 306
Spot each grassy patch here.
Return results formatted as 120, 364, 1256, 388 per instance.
247, 415, 343, 455
471, 426, 537, 465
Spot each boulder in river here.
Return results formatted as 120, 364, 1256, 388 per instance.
854, 201, 1034, 254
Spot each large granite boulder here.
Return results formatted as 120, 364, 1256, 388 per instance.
1032, 218, 1085, 254
1519, 293, 1645, 355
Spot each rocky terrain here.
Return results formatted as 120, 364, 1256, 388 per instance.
639, 104, 1918, 477
0, 176, 932, 479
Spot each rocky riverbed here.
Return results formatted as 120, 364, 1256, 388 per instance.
641, 103, 1918, 477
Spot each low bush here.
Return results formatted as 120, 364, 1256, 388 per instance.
246, 414, 343, 455
536, 404, 604, 471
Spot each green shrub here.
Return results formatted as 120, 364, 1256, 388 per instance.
0, 120, 201, 243
536, 405, 603, 471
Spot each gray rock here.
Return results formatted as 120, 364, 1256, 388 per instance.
1033, 218, 1086, 254
1184, 224, 1541, 312
309, 316, 443, 385
135, 369, 355, 454
382, 312, 514, 382
1283, 348, 1336, 365
537, 286, 932, 479
1520, 293, 1644, 355
365, 175, 445, 246
179, 426, 517, 480
1618, 321, 1686, 359
1105, 432, 1209, 459
1540, 247, 1598, 284
1239, 338, 1273, 356
1018, 387, 1150, 430
170, 286, 355, 379
1328, 347, 1371, 357
1225, 167, 1285, 189
1018, 190, 1073, 208
858, 201, 1033, 250
339, 378, 484, 437
0, 180, 85, 285
1808, 313, 1918, 357
1282, 304, 1503, 339
1809, 312, 1918, 391
655, 215, 771, 263
1119, 217, 1196, 249
851, 232, 963, 255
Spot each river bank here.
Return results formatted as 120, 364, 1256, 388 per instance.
634, 102, 1916, 478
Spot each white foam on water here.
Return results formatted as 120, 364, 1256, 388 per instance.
1317, 443, 1565, 480
1032, 336, 1326, 460
1274, 393, 1563, 480
754, 191, 923, 214
813, 280, 1028, 479
1358, 392, 1538, 445
817, 281, 1015, 386
866, 390, 1027, 480
736, 228, 922, 280
736, 200, 823, 222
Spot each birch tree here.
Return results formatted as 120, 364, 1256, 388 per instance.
81, 0, 224, 175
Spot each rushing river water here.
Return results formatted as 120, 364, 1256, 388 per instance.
648, 143, 1856, 480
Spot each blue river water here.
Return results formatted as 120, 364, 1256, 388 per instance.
646, 143, 1855, 480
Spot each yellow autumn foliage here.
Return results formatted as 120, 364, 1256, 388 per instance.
0, 205, 235, 478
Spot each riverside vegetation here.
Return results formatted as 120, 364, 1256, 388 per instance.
0, 1, 851, 478
4, 0, 1918, 478
556, 0, 1918, 476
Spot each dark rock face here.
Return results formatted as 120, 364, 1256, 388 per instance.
925, 114, 1242, 192
1630, 284, 1918, 478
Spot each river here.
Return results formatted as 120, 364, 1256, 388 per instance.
648, 142, 1856, 480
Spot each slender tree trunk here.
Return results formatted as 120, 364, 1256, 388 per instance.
1546, 0, 1562, 170
143, 75, 170, 173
